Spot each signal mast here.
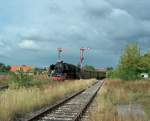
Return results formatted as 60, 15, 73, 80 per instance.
57, 48, 68, 61
80, 47, 91, 68
57, 48, 64, 61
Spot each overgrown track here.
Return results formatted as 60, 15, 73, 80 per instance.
22, 80, 104, 121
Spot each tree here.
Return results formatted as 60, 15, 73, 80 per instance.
117, 43, 141, 80
108, 43, 150, 80
107, 67, 113, 70
33, 67, 44, 75
0, 63, 11, 72
137, 50, 150, 73
5, 66, 11, 71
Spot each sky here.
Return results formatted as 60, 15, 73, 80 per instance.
0, 0, 150, 68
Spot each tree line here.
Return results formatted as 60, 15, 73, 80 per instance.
0, 63, 11, 72
107, 43, 150, 80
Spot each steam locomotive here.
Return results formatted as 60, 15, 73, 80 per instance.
49, 61, 106, 81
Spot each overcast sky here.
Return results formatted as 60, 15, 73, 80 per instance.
0, 0, 150, 68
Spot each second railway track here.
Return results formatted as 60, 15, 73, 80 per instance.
22, 80, 104, 121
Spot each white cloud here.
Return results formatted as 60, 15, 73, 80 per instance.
18, 40, 39, 50
110, 8, 129, 17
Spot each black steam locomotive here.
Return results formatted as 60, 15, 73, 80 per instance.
49, 61, 106, 81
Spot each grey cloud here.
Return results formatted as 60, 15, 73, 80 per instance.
106, 0, 150, 20
0, 0, 150, 67
83, 0, 113, 17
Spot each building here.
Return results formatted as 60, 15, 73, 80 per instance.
140, 73, 149, 79
10, 65, 33, 75
95, 68, 108, 73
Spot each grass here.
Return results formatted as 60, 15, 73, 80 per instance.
31, 74, 53, 87
0, 79, 96, 121
8, 74, 53, 89
0, 75, 11, 86
88, 79, 150, 121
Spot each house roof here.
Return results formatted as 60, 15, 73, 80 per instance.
10, 66, 33, 72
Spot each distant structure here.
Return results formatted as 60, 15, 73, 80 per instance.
10, 65, 33, 75
95, 68, 108, 73
140, 73, 149, 79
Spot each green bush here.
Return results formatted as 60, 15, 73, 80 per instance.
106, 69, 121, 79
106, 70, 115, 78
119, 68, 139, 80
9, 71, 33, 88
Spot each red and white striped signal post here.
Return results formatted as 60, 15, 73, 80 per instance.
80, 47, 91, 68
57, 48, 63, 61
57, 48, 68, 61
79, 47, 91, 79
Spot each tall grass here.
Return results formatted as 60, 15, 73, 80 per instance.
88, 79, 150, 121
8, 73, 53, 89
0, 79, 96, 121
0, 75, 11, 86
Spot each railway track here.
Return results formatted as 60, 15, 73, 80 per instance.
22, 80, 104, 121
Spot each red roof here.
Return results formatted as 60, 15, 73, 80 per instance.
10, 66, 32, 72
